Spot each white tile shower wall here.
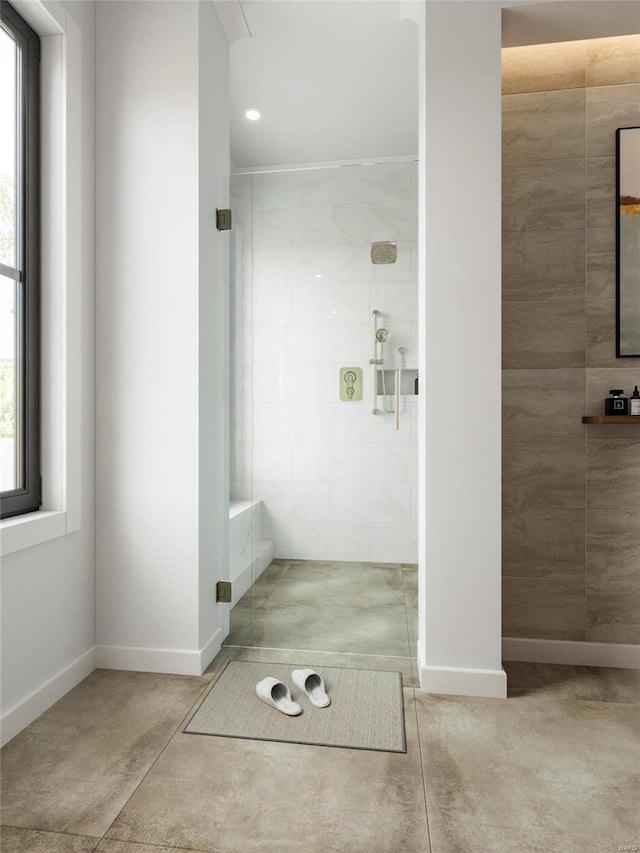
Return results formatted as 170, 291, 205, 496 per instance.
228, 500, 275, 604
247, 162, 418, 563
230, 175, 253, 501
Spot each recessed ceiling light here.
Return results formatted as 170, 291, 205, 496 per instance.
245, 108, 262, 121
315, 274, 323, 279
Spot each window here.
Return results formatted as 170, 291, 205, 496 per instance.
0, 2, 40, 519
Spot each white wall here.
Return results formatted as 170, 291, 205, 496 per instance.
0, 0, 96, 740
229, 174, 253, 503
418, 1, 506, 698
233, 162, 419, 564
96, 1, 230, 672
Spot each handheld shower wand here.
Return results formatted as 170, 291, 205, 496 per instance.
370, 310, 395, 416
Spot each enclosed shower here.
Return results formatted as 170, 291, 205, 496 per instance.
226, 161, 418, 657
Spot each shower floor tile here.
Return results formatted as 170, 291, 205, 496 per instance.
252, 601, 411, 656
225, 560, 417, 657
266, 562, 405, 608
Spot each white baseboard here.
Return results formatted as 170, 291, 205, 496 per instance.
198, 628, 223, 673
1, 646, 96, 747
417, 646, 507, 699
96, 628, 224, 677
502, 638, 640, 670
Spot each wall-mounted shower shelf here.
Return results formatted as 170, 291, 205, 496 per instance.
582, 416, 640, 424
376, 368, 418, 396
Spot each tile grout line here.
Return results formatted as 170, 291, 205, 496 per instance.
399, 567, 417, 684
102, 836, 216, 853
0, 825, 102, 847
1, 668, 226, 849
409, 685, 435, 853
94, 664, 230, 849
1, 825, 218, 853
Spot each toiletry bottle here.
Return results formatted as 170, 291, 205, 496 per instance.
605, 389, 629, 416
631, 386, 640, 416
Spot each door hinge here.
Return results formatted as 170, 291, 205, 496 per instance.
216, 581, 232, 603
216, 208, 232, 231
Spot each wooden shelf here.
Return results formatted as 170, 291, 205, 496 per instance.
582, 416, 640, 424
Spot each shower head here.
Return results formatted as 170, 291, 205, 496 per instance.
375, 328, 389, 343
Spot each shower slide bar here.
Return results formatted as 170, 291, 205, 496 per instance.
370, 309, 401, 430
370, 309, 383, 416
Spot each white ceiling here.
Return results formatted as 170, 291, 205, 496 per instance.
228, 0, 640, 169
229, 1, 419, 169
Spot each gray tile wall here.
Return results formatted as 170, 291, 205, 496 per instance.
502, 36, 640, 645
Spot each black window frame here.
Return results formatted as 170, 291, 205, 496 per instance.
0, 1, 41, 519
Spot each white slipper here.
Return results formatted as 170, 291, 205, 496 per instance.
256, 677, 302, 716
291, 669, 331, 708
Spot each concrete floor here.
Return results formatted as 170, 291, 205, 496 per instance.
1, 648, 638, 852
226, 560, 418, 658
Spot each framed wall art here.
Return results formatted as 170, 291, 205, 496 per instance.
616, 125, 640, 357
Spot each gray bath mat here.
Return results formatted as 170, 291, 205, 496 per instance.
184, 660, 406, 753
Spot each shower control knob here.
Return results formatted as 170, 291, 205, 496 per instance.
344, 370, 357, 400
339, 367, 362, 402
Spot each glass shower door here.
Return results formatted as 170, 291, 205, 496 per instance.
226, 172, 256, 646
